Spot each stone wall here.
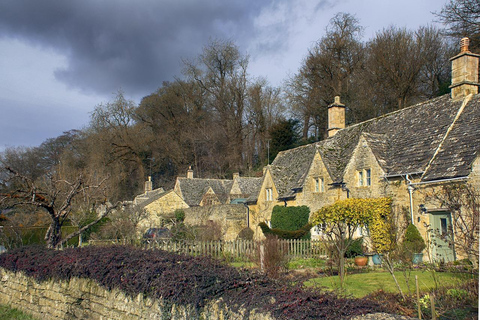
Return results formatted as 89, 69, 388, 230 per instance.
0, 268, 273, 320
184, 204, 247, 241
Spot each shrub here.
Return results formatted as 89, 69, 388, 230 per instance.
174, 209, 185, 222
271, 206, 310, 239
257, 236, 289, 278
0, 245, 384, 319
345, 238, 363, 258
237, 227, 254, 240
402, 224, 426, 253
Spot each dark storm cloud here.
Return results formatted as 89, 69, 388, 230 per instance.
0, 0, 265, 96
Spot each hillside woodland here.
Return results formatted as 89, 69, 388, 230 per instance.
0, 1, 479, 242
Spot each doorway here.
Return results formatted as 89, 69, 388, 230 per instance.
428, 211, 456, 262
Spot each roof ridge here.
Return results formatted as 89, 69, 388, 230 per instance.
329, 95, 449, 137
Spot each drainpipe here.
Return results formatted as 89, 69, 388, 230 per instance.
406, 175, 414, 224
341, 183, 350, 199
243, 202, 250, 228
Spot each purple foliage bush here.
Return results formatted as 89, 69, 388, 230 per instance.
0, 245, 383, 319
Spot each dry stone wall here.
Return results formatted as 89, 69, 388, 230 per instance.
0, 268, 273, 320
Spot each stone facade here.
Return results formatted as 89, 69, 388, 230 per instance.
249, 169, 282, 239
0, 268, 274, 320
294, 151, 339, 211
138, 190, 189, 232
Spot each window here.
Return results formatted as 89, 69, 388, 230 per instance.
440, 218, 448, 236
358, 170, 364, 186
315, 177, 325, 193
358, 169, 371, 187
365, 169, 371, 186
266, 188, 273, 201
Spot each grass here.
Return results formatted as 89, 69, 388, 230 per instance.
0, 304, 38, 320
287, 257, 326, 269
305, 270, 477, 298
230, 261, 255, 268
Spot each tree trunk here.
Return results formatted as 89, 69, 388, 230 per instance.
45, 219, 62, 249
384, 253, 405, 300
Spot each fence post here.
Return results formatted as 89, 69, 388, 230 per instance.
260, 243, 265, 272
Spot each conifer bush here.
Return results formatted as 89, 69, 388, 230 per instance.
402, 224, 426, 253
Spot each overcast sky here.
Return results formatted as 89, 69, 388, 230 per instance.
0, 0, 446, 151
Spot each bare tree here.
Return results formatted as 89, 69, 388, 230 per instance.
90, 90, 150, 199
0, 166, 117, 249
183, 39, 249, 172
365, 27, 425, 113
288, 13, 364, 140
435, 0, 480, 51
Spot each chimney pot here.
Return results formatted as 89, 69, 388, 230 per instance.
460, 37, 470, 53
187, 166, 194, 179
144, 176, 153, 193
233, 172, 240, 180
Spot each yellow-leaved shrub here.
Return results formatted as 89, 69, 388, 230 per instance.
310, 197, 394, 253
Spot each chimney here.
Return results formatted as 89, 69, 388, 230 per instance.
233, 172, 240, 180
450, 37, 480, 99
187, 166, 194, 179
144, 176, 153, 193
327, 96, 345, 137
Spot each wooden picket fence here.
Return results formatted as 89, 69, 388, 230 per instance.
88, 238, 328, 260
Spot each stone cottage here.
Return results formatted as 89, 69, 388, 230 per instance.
134, 169, 262, 240
248, 38, 479, 263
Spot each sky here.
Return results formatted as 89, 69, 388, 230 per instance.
0, 0, 446, 151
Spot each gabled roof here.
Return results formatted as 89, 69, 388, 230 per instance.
422, 95, 480, 181
361, 132, 390, 171
269, 94, 480, 199
270, 143, 317, 199
133, 187, 166, 206
234, 177, 263, 199
175, 177, 233, 206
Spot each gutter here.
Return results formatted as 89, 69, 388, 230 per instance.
409, 176, 469, 186
382, 172, 424, 179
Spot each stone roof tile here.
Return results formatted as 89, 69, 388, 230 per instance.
177, 178, 233, 206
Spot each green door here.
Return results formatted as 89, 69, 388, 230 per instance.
428, 212, 456, 262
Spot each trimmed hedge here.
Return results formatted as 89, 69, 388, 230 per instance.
0, 245, 383, 319
271, 206, 310, 230
266, 206, 311, 240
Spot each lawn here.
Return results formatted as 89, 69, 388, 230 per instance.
304, 270, 477, 298
0, 304, 38, 320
